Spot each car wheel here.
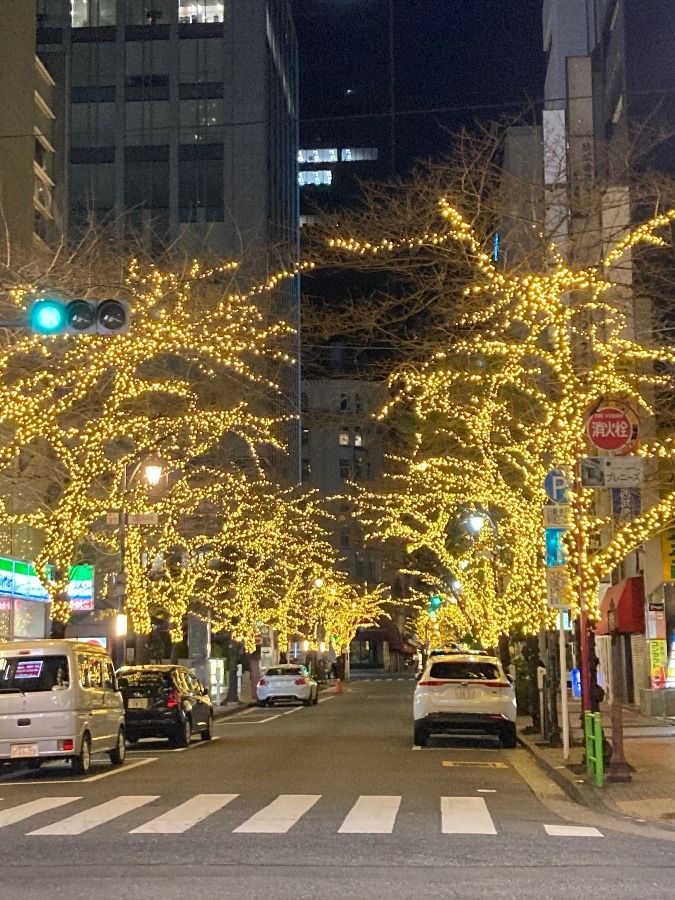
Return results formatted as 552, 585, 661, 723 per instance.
72, 733, 91, 775
170, 716, 191, 748
25, 759, 42, 770
500, 724, 518, 749
256, 699, 266, 707
200, 713, 214, 742
414, 723, 428, 747
109, 728, 126, 765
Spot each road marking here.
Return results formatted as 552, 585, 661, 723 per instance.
441, 797, 497, 834
282, 706, 304, 715
442, 761, 508, 768
233, 794, 321, 833
317, 695, 335, 703
0, 797, 79, 828
477, 789, 497, 793
338, 795, 401, 833
217, 715, 281, 725
544, 824, 603, 837
29, 795, 158, 835
83, 758, 157, 781
130, 794, 239, 834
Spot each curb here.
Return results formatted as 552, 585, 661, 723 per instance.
516, 734, 597, 809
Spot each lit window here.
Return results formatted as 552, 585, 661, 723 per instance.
341, 148, 378, 162
298, 148, 338, 164
298, 170, 332, 186
302, 428, 309, 447
339, 428, 350, 446
354, 427, 362, 447
299, 215, 319, 228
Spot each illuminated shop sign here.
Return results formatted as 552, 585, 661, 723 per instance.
0, 557, 94, 611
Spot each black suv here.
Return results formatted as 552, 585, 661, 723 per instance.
117, 665, 214, 747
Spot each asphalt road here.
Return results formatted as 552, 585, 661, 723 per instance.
2, 677, 675, 900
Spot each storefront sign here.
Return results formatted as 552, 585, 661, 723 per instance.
0, 557, 94, 611
612, 487, 641, 525
580, 456, 644, 488
662, 530, 675, 582
650, 639, 668, 689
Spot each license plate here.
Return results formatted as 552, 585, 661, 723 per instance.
455, 688, 475, 700
127, 698, 149, 710
10, 743, 38, 759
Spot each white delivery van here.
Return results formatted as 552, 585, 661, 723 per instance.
0, 640, 126, 775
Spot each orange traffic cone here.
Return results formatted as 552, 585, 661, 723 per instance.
334, 678, 343, 694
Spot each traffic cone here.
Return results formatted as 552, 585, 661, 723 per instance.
334, 678, 343, 694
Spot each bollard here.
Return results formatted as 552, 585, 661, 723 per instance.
334, 678, 343, 694
584, 711, 604, 787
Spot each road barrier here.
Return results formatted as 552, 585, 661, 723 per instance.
585, 710, 604, 787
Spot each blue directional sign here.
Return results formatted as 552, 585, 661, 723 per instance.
545, 528, 568, 568
544, 468, 571, 504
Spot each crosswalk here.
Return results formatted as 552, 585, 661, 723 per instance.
0, 793, 604, 839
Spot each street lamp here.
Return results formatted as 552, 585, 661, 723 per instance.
467, 513, 486, 534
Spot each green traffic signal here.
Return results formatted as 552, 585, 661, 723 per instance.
429, 595, 442, 610
29, 299, 67, 335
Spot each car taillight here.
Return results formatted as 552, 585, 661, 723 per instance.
418, 680, 444, 687
295, 678, 306, 685
258, 678, 269, 687
57, 739, 74, 751
165, 688, 181, 708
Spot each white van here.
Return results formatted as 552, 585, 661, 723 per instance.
0, 640, 126, 775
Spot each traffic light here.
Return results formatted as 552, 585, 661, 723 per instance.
29, 298, 129, 335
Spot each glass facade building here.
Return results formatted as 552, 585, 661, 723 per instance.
37, 0, 301, 479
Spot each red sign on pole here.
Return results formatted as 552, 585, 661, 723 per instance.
586, 407, 632, 451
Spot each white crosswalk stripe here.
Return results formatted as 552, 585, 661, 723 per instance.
0, 793, 606, 838
233, 794, 321, 833
441, 797, 497, 834
0, 797, 80, 829
338, 795, 401, 833
28, 795, 158, 835
130, 794, 239, 834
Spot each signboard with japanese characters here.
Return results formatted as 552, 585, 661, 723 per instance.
586, 407, 632, 452
580, 456, 644, 489
661, 529, 675, 582
612, 487, 641, 525
543, 505, 573, 528
546, 567, 571, 609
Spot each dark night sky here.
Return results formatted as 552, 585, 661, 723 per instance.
296, 0, 546, 175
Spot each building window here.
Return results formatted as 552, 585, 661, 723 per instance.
179, 38, 225, 81
298, 170, 332, 187
354, 427, 362, 448
354, 457, 364, 481
299, 149, 337, 164
301, 391, 309, 410
339, 393, 349, 411
179, 98, 225, 143
301, 428, 309, 447
71, 103, 116, 149
340, 148, 378, 162
301, 458, 311, 480
339, 428, 350, 446
125, 101, 170, 145
71, 0, 116, 27
178, 1, 225, 24
178, 148, 224, 221
299, 215, 319, 228
339, 459, 350, 480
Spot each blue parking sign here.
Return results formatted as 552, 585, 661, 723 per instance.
544, 468, 571, 504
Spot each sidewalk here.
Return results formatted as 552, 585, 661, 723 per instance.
519, 698, 675, 828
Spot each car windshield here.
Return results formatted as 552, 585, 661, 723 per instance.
429, 661, 501, 681
0, 655, 70, 693
266, 666, 304, 677
117, 669, 172, 690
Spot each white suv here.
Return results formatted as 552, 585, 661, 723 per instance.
413, 653, 517, 748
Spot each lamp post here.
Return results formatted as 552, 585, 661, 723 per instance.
114, 457, 163, 667
606, 598, 632, 782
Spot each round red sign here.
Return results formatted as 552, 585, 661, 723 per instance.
586, 407, 632, 451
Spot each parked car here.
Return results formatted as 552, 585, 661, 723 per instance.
256, 665, 318, 707
413, 653, 517, 748
0, 639, 125, 776
116, 665, 213, 747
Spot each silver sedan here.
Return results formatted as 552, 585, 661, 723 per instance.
256, 665, 319, 707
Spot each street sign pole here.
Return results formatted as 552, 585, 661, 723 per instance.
558, 608, 570, 758
574, 452, 592, 714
